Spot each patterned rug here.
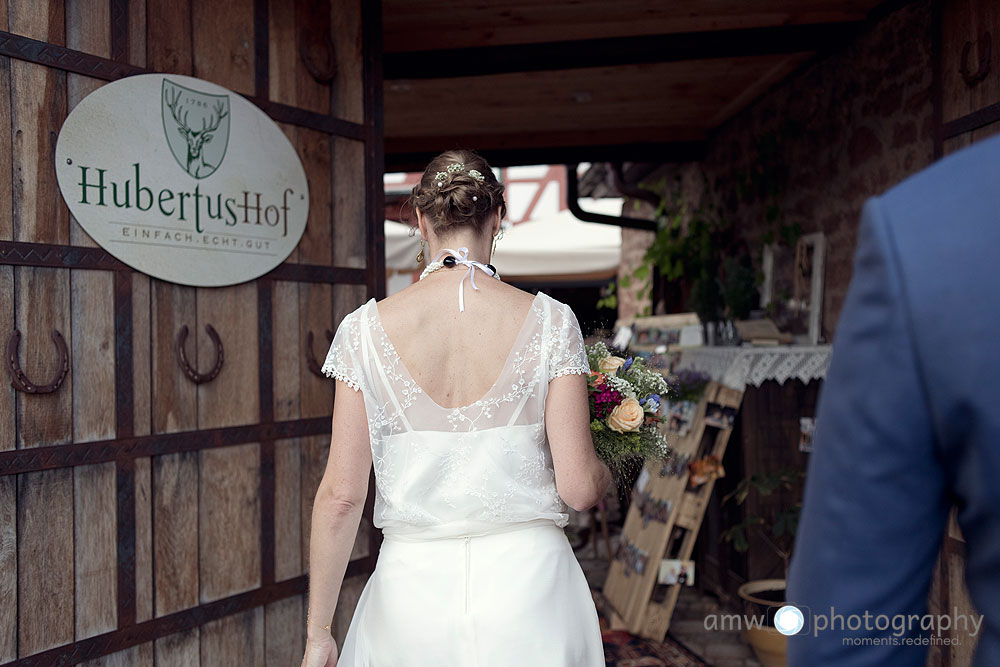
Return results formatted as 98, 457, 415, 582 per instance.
602, 630, 708, 667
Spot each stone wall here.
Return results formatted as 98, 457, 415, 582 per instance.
619, 0, 935, 340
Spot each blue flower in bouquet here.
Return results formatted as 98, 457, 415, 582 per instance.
623, 356, 634, 372
640, 394, 661, 413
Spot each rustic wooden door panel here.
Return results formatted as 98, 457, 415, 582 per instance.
272, 279, 303, 421
146, 0, 193, 75
0, 475, 15, 663
71, 269, 116, 443
154, 627, 199, 667
331, 0, 364, 124
198, 442, 262, 603
192, 0, 255, 97
200, 607, 264, 666
333, 138, 368, 268
132, 274, 153, 438
268, 0, 331, 115
0, 266, 14, 452
151, 281, 198, 434
942, 0, 1000, 124
74, 461, 118, 639
265, 594, 304, 666
299, 281, 335, 418
274, 437, 303, 582
17, 468, 75, 657
196, 282, 259, 429
153, 451, 199, 616
300, 434, 328, 572
79, 641, 154, 667
135, 456, 154, 623
15, 266, 72, 449
11, 58, 68, 246
294, 127, 334, 266
1, 0, 381, 661
65, 0, 110, 248
0, 56, 12, 243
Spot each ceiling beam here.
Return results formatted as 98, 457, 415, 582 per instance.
385, 140, 705, 172
384, 22, 859, 80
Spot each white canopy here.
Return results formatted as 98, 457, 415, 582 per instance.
385, 198, 623, 282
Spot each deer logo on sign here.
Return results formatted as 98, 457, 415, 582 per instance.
161, 78, 230, 179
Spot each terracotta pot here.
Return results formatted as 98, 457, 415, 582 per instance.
737, 579, 788, 667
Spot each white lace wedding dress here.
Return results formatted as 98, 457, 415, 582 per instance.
321, 289, 605, 666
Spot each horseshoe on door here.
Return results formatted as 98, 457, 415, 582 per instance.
5, 328, 70, 394
306, 328, 335, 377
960, 32, 992, 88
176, 324, 224, 384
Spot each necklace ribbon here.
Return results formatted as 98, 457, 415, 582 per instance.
428, 246, 499, 312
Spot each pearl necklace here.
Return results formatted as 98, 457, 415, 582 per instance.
419, 246, 500, 311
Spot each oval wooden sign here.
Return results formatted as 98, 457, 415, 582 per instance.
55, 73, 309, 287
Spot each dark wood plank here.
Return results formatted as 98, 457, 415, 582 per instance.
71, 270, 116, 440
0, 475, 15, 662
74, 462, 118, 639
332, 139, 367, 268
383, 0, 878, 52
135, 456, 154, 622
18, 468, 75, 656
79, 640, 155, 666
331, 0, 363, 123
267, 0, 330, 114
272, 280, 302, 421
274, 437, 303, 581
199, 443, 262, 602
0, 266, 12, 452
192, 0, 254, 95
15, 267, 72, 449
146, 0, 192, 75
941, 0, 1000, 124
264, 594, 303, 666
294, 127, 333, 266
199, 608, 264, 666
154, 628, 199, 667
299, 283, 334, 418
153, 451, 199, 616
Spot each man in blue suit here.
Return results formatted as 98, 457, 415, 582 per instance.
786, 133, 999, 665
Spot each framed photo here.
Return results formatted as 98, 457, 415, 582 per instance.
658, 559, 695, 586
704, 402, 736, 430
760, 232, 826, 345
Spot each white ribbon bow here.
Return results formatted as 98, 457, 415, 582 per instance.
431, 246, 500, 311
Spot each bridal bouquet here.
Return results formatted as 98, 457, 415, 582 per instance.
585, 341, 671, 482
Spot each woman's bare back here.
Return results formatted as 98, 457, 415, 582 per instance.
374, 273, 537, 410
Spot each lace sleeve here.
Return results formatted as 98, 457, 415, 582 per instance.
548, 301, 590, 382
321, 309, 366, 392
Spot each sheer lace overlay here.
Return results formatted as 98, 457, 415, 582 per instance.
321, 290, 590, 538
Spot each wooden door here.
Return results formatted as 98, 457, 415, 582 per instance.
0, 0, 384, 664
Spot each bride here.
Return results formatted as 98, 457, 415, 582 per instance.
304, 149, 612, 666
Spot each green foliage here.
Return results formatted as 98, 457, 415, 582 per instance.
720, 466, 806, 578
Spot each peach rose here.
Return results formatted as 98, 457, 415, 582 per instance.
608, 397, 644, 433
598, 356, 626, 375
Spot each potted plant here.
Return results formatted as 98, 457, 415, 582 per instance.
721, 466, 805, 667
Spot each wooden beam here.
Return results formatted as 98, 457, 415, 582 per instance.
385, 140, 705, 172
384, 22, 855, 79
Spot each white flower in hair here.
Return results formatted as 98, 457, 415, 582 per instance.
468, 169, 485, 182
446, 162, 465, 173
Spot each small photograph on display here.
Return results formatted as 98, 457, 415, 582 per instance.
799, 417, 816, 452
704, 402, 736, 429
658, 559, 695, 586
665, 400, 697, 436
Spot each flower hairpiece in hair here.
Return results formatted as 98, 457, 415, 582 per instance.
446, 162, 465, 173
468, 169, 485, 182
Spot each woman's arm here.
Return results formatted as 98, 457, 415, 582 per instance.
305, 379, 372, 643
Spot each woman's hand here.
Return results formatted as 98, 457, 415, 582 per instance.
301, 633, 338, 667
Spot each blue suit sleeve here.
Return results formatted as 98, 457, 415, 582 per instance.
786, 196, 947, 665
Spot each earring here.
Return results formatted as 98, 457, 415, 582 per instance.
416, 238, 425, 264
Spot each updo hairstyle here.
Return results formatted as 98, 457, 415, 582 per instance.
409, 149, 507, 237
